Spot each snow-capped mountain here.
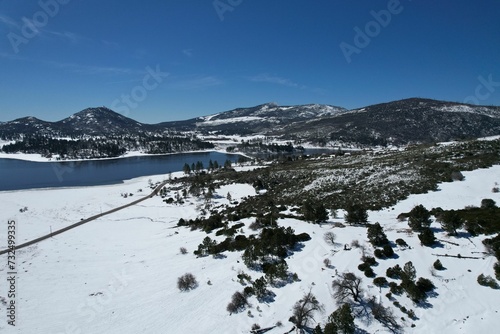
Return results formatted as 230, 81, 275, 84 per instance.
0, 116, 59, 137
1, 99, 500, 145
280, 98, 500, 145
191, 103, 347, 134
56, 107, 147, 136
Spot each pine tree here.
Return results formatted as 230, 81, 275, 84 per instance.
402, 261, 417, 283
408, 205, 432, 231
302, 200, 328, 223
183, 163, 191, 175
367, 223, 389, 247
325, 304, 355, 334
438, 210, 463, 236
344, 204, 368, 225
418, 227, 436, 246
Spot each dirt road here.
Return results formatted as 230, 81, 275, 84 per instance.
0, 180, 168, 255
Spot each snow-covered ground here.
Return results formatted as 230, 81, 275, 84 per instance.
0, 166, 499, 333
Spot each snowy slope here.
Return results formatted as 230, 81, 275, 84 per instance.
0, 166, 499, 333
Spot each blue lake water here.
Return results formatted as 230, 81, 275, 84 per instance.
0, 151, 241, 191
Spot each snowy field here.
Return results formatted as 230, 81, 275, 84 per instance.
1, 165, 499, 333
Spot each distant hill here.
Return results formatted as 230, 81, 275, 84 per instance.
1, 98, 500, 146
278, 98, 500, 146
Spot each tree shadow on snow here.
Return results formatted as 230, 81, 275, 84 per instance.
257, 290, 276, 304
290, 242, 306, 252
213, 253, 227, 259
354, 329, 371, 334
416, 300, 433, 309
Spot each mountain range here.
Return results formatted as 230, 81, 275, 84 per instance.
1, 98, 500, 146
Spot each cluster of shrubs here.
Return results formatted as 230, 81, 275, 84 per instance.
358, 256, 377, 278
227, 291, 249, 314
366, 222, 397, 259
215, 222, 245, 237
374, 245, 395, 259
177, 214, 224, 233
373, 277, 388, 287
243, 276, 275, 301
477, 274, 499, 289
194, 234, 251, 256
386, 262, 435, 303
392, 301, 416, 320
241, 226, 310, 269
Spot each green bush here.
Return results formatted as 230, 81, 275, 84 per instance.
389, 282, 403, 295
243, 286, 255, 296
364, 267, 376, 278
418, 228, 436, 246
416, 277, 435, 293
373, 277, 388, 287
477, 274, 500, 289
433, 259, 444, 270
386, 265, 402, 279
363, 256, 378, 266
358, 263, 369, 272
383, 245, 395, 257
374, 249, 385, 259
494, 262, 500, 281
395, 238, 408, 248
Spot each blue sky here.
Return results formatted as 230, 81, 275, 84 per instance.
1, 0, 499, 123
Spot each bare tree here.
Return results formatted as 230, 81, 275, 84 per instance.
332, 272, 364, 302
369, 297, 400, 332
290, 291, 324, 329
177, 273, 198, 291
324, 232, 336, 245
227, 291, 249, 314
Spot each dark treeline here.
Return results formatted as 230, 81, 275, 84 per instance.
226, 141, 304, 154
2, 135, 214, 160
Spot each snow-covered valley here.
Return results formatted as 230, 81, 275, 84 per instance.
1, 163, 499, 333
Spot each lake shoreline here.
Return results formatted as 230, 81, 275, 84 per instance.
0, 148, 248, 163
0, 151, 249, 192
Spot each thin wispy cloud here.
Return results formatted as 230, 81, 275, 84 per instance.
171, 76, 223, 90
132, 48, 149, 59
249, 73, 304, 89
0, 51, 146, 76
45, 30, 82, 44
0, 13, 81, 44
0, 14, 20, 29
48, 61, 148, 76
0, 51, 24, 60
102, 40, 120, 48
182, 49, 193, 58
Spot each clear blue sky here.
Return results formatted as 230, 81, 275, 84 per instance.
1, 0, 499, 123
